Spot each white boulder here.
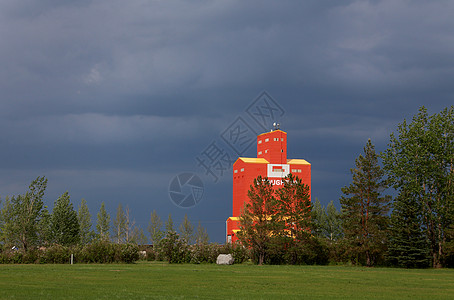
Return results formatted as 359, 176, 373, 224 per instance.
216, 254, 234, 265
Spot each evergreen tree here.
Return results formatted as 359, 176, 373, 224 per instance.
96, 202, 110, 241
179, 214, 194, 244
148, 210, 164, 247
387, 190, 431, 268
78, 198, 94, 245
340, 139, 391, 266
50, 191, 80, 246
113, 203, 126, 243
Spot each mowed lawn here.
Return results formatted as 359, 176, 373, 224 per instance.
0, 262, 453, 299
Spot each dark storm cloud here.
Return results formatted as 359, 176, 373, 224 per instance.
1, 1, 453, 241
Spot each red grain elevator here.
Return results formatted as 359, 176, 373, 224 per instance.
226, 128, 311, 243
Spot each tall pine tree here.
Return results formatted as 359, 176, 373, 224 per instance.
340, 139, 390, 266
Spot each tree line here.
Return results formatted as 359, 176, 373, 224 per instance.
0, 179, 210, 255
1, 106, 452, 267
238, 106, 454, 268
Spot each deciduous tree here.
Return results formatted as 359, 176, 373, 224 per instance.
382, 106, 454, 267
179, 214, 194, 244
113, 203, 126, 244
124, 205, 135, 243
10, 176, 48, 251
148, 210, 163, 247
0, 196, 15, 247
195, 221, 209, 245
96, 202, 110, 241
325, 201, 343, 241
311, 198, 326, 238
78, 198, 94, 245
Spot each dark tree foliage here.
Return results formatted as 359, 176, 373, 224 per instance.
340, 139, 391, 266
387, 190, 431, 268
238, 176, 277, 265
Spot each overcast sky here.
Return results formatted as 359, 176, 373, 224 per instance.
1, 1, 453, 242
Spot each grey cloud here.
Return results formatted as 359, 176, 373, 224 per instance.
1, 1, 453, 242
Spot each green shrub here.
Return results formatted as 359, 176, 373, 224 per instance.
157, 232, 190, 263
229, 244, 250, 264
41, 245, 71, 264
23, 249, 40, 264
115, 243, 139, 263
80, 240, 115, 263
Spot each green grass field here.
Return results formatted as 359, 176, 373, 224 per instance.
0, 262, 453, 299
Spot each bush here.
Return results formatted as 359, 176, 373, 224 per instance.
115, 244, 139, 263
23, 249, 40, 264
157, 232, 190, 263
78, 240, 115, 263
41, 245, 71, 264
190, 243, 223, 264
229, 244, 250, 264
